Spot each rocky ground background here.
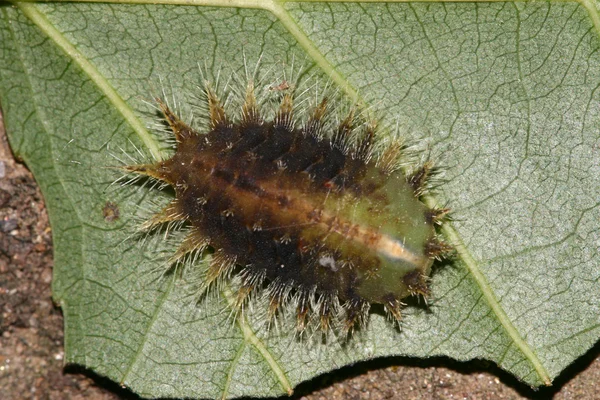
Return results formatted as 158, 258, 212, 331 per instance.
1, 111, 599, 399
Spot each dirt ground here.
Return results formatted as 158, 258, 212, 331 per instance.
0, 110, 599, 399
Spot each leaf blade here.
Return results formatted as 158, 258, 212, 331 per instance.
1, 1, 599, 397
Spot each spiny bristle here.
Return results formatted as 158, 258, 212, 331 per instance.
266, 281, 289, 320
241, 81, 261, 126
295, 292, 311, 332
318, 297, 334, 332
354, 120, 376, 161
331, 108, 355, 150
425, 207, 450, 225
377, 138, 405, 175
234, 284, 254, 310
407, 161, 437, 196
121, 163, 169, 182
424, 236, 453, 259
403, 270, 430, 298
141, 200, 186, 231
267, 294, 281, 320
204, 82, 229, 129
156, 97, 197, 143
342, 300, 368, 335
275, 93, 294, 130
304, 98, 328, 137
234, 267, 266, 311
203, 251, 236, 289
385, 297, 404, 322
171, 228, 209, 262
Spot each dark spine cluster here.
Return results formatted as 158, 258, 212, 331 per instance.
125, 80, 449, 334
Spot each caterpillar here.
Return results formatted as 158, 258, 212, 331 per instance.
123, 74, 449, 335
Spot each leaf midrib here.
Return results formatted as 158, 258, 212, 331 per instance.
15, 1, 164, 161
13, 0, 569, 387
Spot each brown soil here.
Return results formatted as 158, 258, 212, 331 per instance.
0, 110, 598, 399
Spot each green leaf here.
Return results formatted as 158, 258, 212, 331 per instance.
1, 1, 599, 397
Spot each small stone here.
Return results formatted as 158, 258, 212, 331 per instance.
0, 217, 17, 233
0, 188, 10, 208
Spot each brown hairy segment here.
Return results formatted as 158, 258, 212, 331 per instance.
124, 80, 449, 334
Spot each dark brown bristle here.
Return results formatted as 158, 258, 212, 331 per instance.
385, 297, 403, 321
354, 121, 376, 160
241, 82, 261, 126
424, 237, 453, 259
425, 207, 450, 225
267, 287, 284, 320
402, 270, 430, 297
275, 94, 294, 130
236, 267, 265, 310
204, 251, 236, 288
234, 284, 254, 310
343, 299, 367, 335
377, 139, 404, 175
304, 98, 328, 136
140, 199, 185, 230
296, 293, 311, 331
205, 83, 229, 129
319, 298, 333, 332
156, 98, 196, 143
171, 228, 208, 262
408, 161, 434, 196
122, 163, 171, 183
332, 109, 355, 150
